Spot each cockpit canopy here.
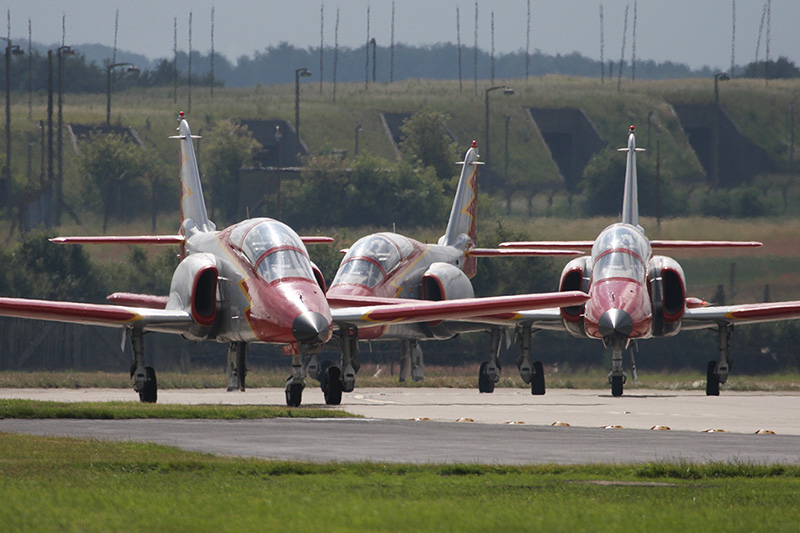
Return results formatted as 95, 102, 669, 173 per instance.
331, 232, 413, 288
229, 218, 315, 283
591, 224, 650, 282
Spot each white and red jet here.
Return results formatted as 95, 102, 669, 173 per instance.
321, 141, 584, 403
499, 126, 800, 396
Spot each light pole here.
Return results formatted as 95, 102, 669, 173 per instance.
106, 62, 139, 126
354, 124, 362, 157
369, 38, 376, 83
56, 45, 75, 225
295, 67, 311, 154
484, 85, 514, 168
274, 125, 283, 219
712, 72, 729, 187
3, 39, 23, 201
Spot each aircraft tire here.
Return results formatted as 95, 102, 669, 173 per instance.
323, 366, 343, 405
286, 382, 303, 407
706, 361, 720, 396
531, 361, 546, 395
478, 362, 494, 393
611, 375, 623, 397
139, 366, 158, 403
319, 360, 332, 388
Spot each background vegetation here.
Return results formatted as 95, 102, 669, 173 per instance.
1, 73, 800, 378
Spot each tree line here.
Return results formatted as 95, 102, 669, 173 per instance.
3, 41, 798, 93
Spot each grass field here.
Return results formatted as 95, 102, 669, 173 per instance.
1, 432, 799, 531
2, 365, 800, 392
0, 399, 354, 420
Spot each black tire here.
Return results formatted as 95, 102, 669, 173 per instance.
318, 360, 332, 388
285, 382, 303, 407
706, 360, 720, 396
611, 374, 624, 397
138, 366, 157, 403
478, 361, 495, 393
531, 360, 546, 395
323, 366, 343, 405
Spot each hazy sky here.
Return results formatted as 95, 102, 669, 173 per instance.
4, 0, 798, 71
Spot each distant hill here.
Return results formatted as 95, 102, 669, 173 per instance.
19, 40, 717, 89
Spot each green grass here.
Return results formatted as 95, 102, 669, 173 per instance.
0, 399, 355, 420
1, 432, 799, 531
3, 366, 800, 392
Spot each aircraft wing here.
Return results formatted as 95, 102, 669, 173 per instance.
499, 241, 595, 250
681, 300, 800, 330
499, 240, 762, 251
649, 240, 762, 249
467, 248, 584, 257
52, 235, 332, 246
331, 291, 588, 328
0, 297, 194, 335
51, 235, 185, 245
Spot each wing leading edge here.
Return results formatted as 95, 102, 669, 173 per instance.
0, 297, 193, 334
331, 291, 588, 328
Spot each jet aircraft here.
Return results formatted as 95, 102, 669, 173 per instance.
497, 126, 800, 396
322, 141, 583, 404
0, 116, 588, 406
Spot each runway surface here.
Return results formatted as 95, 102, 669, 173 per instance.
1, 387, 799, 464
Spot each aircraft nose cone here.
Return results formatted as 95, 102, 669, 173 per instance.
598, 309, 634, 339
292, 311, 331, 344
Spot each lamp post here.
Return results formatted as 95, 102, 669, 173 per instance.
56, 45, 75, 225
354, 124, 362, 157
106, 62, 139, 126
484, 85, 514, 168
3, 39, 23, 199
712, 72, 729, 187
294, 67, 311, 154
274, 125, 283, 219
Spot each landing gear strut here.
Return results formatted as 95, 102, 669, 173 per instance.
707, 325, 733, 396
515, 324, 546, 395
129, 328, 157, 403
607, 338, 627, 397
399, 339, 424, 383
479, 329, 502, 393
339, 327, 360, 393
226, 342, 247, 392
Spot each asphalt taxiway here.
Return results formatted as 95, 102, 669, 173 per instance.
1, 387, 799, 464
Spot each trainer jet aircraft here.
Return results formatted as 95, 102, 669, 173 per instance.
322, 141, 583, 404
497, 126, 800, 396
0, 115, 588, 406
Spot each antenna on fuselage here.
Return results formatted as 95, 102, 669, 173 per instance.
617, 125, 645, 227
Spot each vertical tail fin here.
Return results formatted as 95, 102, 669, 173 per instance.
439, 141, 482, 278
618, 125, 644, 227
171, 113, 215, 234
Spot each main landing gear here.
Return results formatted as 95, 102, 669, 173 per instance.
399, 339, 424, 383
515, 324, 546, 395
317, 327, 360, 406
478, 329, 502, 393
129, 328, 157, 403
479, 326, 547, 395
226, 342, 247, 392
706, 325, 733, 396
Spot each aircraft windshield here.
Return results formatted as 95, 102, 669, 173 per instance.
331, 233, 412, 288
332, 259, 384, 288
256, 249, 315, 283
594, 251, 646, 281
240, 220, 307, 266
592, 224, 649, 281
